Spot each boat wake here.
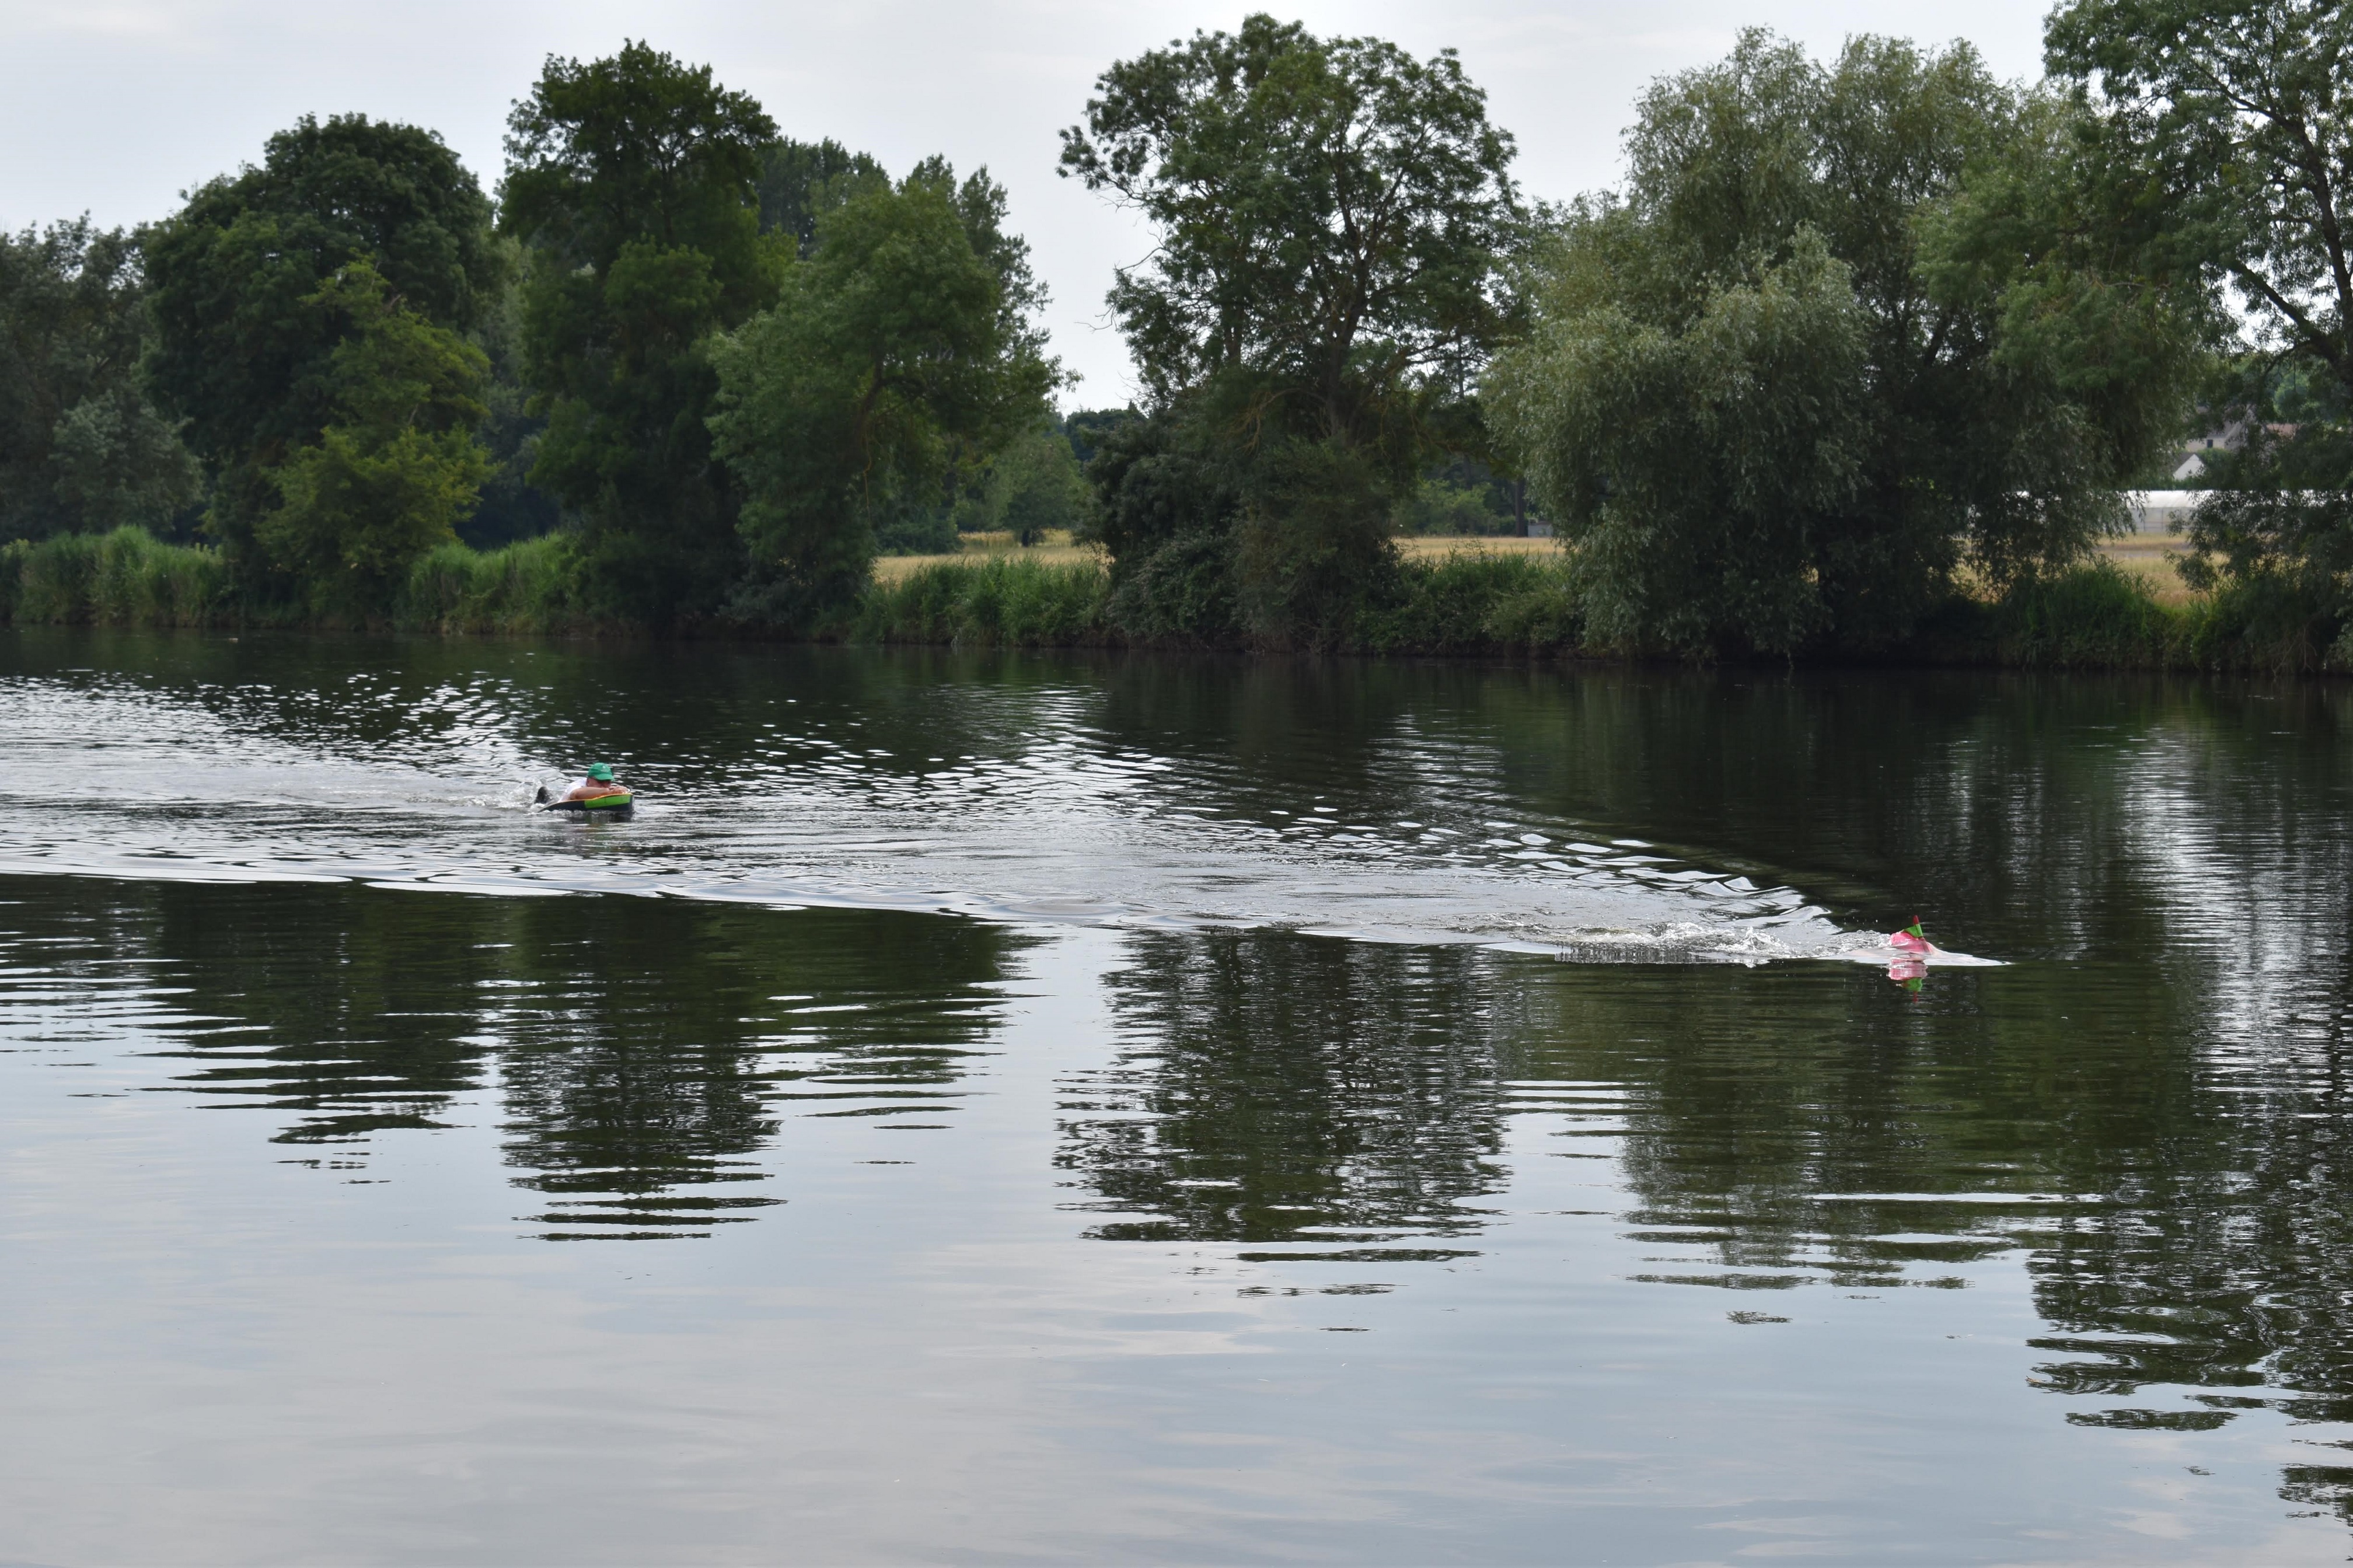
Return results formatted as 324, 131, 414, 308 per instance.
0, 665, 1996, 967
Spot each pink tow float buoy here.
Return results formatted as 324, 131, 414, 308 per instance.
1889, 917, 1931, 955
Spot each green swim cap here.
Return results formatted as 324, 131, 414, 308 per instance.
587, 763, 614, 783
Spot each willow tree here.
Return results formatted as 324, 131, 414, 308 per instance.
1490, 32, 2200, 656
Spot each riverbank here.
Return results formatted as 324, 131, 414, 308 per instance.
2, 525, 2342, 672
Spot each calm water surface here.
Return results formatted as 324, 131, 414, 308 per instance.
3, 628, 2351, 1563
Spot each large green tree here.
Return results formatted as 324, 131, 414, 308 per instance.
144, 115, 499, 565
2045, 0, 2353, 637
708, 170, 1056, 620
1059, 14, 1519, 644
501, 42, 781, 623
757, 137, 889, 254
0, 219, 200, 542
1490, 32, 2198, 656
996, 424, 1089, 546
253, 264, 493, 603
2049, 0, 2350, 399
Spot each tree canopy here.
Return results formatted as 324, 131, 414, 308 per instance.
710, 169, 1057, 618
142, 114, 500, 559
2048, 0, 2351, 394
2045, 0, 2353, 625
757, 137, 889, 255
1060, 15, 1519, 644
501, 41, 781, 622
2, 22, 2292, 656
254, 264, 492, 599
1490, 30, 2199, 655
1061, 13, 1517, 456
0, 219, 200, 542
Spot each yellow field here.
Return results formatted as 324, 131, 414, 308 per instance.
870, 529, 2204, 606
871, 532, 1105, 585
2097, 536, 2199, 606
869, 530, 1565, 585
1394, 534, 1562, 561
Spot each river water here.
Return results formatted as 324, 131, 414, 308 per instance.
2, 627, 2350, 1563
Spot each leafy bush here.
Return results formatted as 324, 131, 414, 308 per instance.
1361, 551, 1579, 654
2185, 571, 2341, 675
1233, 441, 1401, 649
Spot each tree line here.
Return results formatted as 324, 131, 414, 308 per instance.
2, 5, 2347, 656
1, 43, 1078, 626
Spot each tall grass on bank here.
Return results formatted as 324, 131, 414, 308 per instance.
846, 554, 1112, 646
1942, 558, 2352, 672
0, 528, 231, 626
1981, 559, 2195, 668
0, 529, 591, 634
846, 549, 1586, 652
399, 533, 586, 633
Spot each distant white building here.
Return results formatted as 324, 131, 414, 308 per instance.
2125, 491, 2200, 535
2170, 420, 2298, 482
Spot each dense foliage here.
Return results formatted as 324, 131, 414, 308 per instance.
1061, 13, 1521, 645
9, 16, 2341, 665
0, 220, 200, 542
254, 265, 493, 600
1489, 32, 2200, 656
500, 43, 781, 623
757, 138, 889, 256
2045, 0, 2353, 656
144, 114, 502, 586
708, 169, 1056, 619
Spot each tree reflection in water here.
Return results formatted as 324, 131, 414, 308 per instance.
9, 647, 2353, 1528
1059, 928, 1506, 1252
1503, 951, 2353, 1523
0, 876, 1024, 1239
1058, 916, 2353, 1521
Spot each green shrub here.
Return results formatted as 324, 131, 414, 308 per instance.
1928, 560, 2338, 673
2186, 571, 2341, 673
1363, 551, 1580, 654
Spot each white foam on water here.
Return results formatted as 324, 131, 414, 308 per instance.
0, 664, 1996, 967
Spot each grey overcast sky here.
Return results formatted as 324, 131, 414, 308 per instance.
0, 0, 2054, 404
